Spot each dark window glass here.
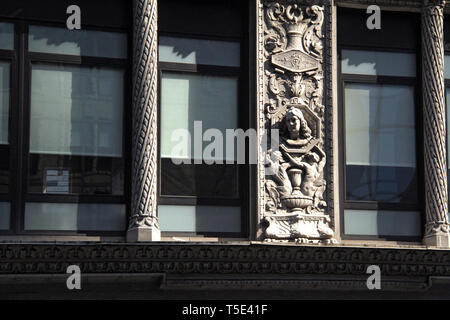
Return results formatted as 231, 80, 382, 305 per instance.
0, 2, 131, 235
0, 23, 13, 50
344, 83, 417, 203
160, 71, 240, 199
23, 25, 128, 233
158, 0, 248, 236
29, 26, 127, 58
445, 55, 450, 210
0, 61, 10, 193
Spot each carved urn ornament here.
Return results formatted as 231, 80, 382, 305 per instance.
261, 1, 335, 243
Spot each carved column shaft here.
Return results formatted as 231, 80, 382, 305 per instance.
422, 0, 450, 246
127, 0, 160, 241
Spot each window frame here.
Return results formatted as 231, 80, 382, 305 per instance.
0, 19, 132, 236
156, 26, 250, 238
444, 49, 450, 210
338, 43, 425, 242
0, 19, 19, 235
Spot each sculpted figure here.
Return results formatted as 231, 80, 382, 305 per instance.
282, 107, 312, 147
285, 151, 326, 208
265, 150, 293, 212
266, 151, 292, 197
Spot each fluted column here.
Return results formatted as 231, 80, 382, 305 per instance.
422, 0, 450, 247
127, 0, 161, 241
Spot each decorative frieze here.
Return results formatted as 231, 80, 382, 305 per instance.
0, 243, 450, 284
258, 1, 335, 243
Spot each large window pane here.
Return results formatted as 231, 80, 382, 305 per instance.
29, 64, 124, 195
345, 83, 417, 202
0, 202, 10, 230
29, 26, 127, 59
158, 205, 241, 233
160, 72, 239, 198
344, 209, 421, 237
161, 72, 238, 160
0, 62, 9, 193
0, 23, 13, 50
30, 64, 124, 157
24, 203, 126, 231
341, 50, 416, 77
159, 36, 240, 67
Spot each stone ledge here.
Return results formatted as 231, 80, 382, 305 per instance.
0, 243, 448, 280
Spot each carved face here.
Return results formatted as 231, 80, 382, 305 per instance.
284, 107, 312, 141
285, 114, 301, 139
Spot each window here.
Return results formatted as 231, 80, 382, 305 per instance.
0, 22, 13, 230
0, 20, 129, 235
338, 9, 422, 240
444, 15, 450, 213
157, 0, 249, 237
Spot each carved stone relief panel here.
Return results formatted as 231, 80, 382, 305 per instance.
257, 0, 335, 243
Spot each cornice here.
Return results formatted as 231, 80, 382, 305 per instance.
0, 243, 449, 282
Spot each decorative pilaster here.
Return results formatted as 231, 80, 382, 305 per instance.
257, 1, 335, 243
422, 0, 450, 247
127, 0, 161, 242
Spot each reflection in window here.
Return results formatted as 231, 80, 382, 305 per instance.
160, 72, 239, 199
344, 210, 421, 236
29, 64, 124, 195
30, 64, 124, 157
161, 72, 238, 159
345, 83, 417, 203
29, 26, 127, 59
159, 36, 240, 67
341, 50, 416, 77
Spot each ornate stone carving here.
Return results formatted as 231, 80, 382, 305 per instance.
421, 0, 450, 247
1, 243, 450, 287
128, 0, 161, 241
259, 1, 334, 243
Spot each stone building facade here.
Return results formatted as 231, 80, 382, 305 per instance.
0, 0, 450, 299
